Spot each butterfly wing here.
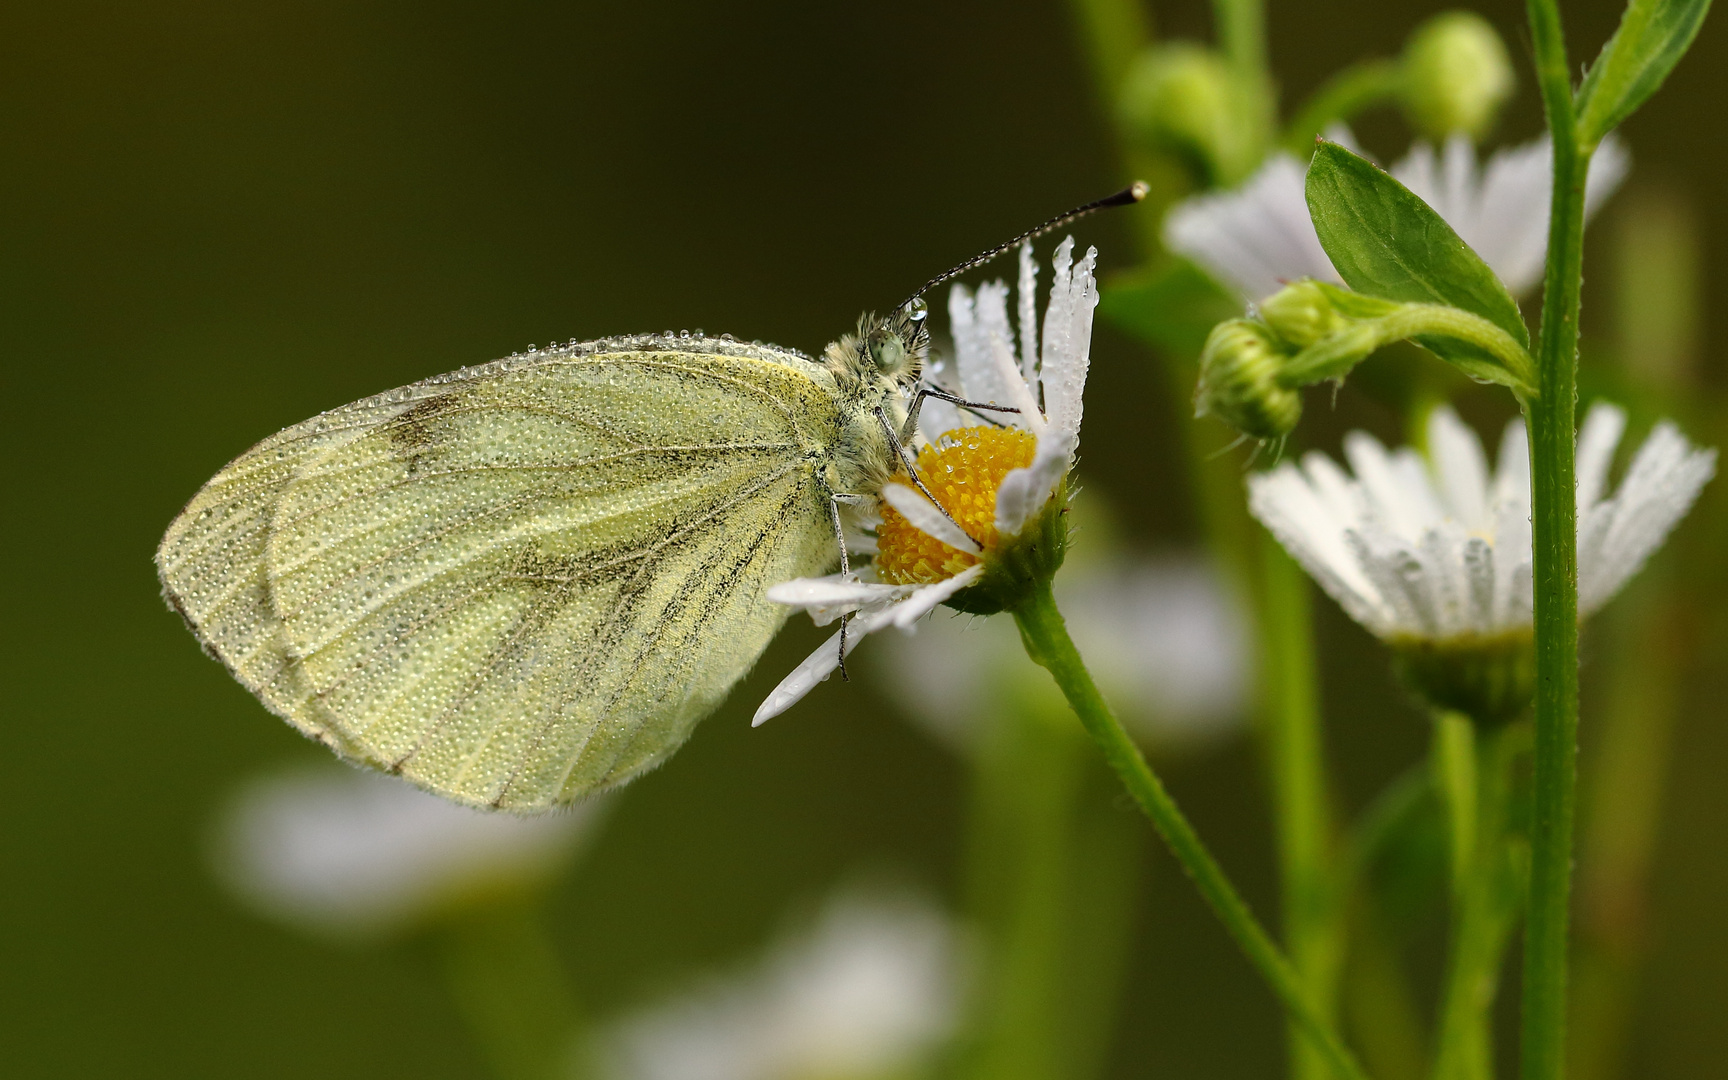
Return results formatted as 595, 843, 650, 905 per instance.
159, 335, 842, 811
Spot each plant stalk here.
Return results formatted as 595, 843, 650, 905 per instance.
1261, 539, 1345, 1080
1432, 715, 1523, 1080
1520, 2, 1592, 1076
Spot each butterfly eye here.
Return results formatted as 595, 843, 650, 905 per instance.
869, 335, 907, 373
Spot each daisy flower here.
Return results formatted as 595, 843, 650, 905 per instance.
1165, 132, 1629, 301
602, 888, 959, 1080
1248, 403, 1714, 718
215, 765, 606, 936
753, 239, 1098, 726
877, 551, 1249, 756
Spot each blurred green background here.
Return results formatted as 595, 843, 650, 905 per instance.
4, 0, 1724, 1076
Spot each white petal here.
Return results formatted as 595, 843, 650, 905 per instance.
1575, 401, 1627, 513
1428, 406, 1491, 528
881, 482, 981, 554
1492, 417, 1531, 510
989, 323, 1044, 434
1348, 525, 1436, 636
1016, 241, 1040, 386
1249, 464, 1390, 632
1579, 422, 1715, 613
1039, 242, 1097, 444
1390, 134, 1627, 297
1584, 134, 1631, 219
994, 430, 1073, 537
949, 281, 1020, 412
768, 577, 903, 611
891, 565, 984, 628
752, 604, 903, 727
1301, 451, 1368, 529
1163, 154, 1341, 301
1462, 536, 1496, 630
1345, 432, 1444, 539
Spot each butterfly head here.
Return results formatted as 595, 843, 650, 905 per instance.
824, 301, 929, 396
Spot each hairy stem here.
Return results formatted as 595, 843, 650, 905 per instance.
1278, 305, 1537, 396
1520, 1, 1591, 1076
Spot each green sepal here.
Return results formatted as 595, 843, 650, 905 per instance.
1392, 630, 1535, 728
1575, 0, 1714, 147
944, 482, 1070, 617
1305, 142, 1529, 379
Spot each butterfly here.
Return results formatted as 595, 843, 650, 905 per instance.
158, 185, 1142, 812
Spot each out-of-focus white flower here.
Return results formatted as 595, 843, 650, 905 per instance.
756, 240, 1098, 726
215, 765, 606, 936
1391, 135, 1629, 296
1248, 403, 1715, 643
878, 553, 1250, 755
604, 889, 960, 1080
1165, 133, 1629, 301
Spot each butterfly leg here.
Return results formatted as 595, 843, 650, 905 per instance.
875, 407, 988, 549
898, 385, 1022, 444
819, 483, 872, 683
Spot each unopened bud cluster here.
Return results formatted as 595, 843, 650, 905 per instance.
1195, 280, 1359, 440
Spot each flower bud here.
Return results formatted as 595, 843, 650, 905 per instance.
1195, 319, 1302, 440
1118, 44, 1255, 186
1258, 280, 1349, 351
1393, 631, 1534, 727
1400, 12, 1514, 142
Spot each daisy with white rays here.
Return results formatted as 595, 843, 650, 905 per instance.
753, 237, 1098, 726
1249, 403, 1715, 720
761, 240, 1375, 1080
1164, 130, 1629, 302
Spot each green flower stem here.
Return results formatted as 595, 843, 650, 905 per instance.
1211, 0, 1275, 156
1284, 60, 1403, 153
958, 674, 1144, 1080
1261, 540, 1346, 1080
1278, 305, 1537, 396
437, 900, 587, 1080
1431, 715, 1523, 1080
1521, 1, 1592, 1077
1212, 0, 1267, 86
1013, 582, 1371, 1080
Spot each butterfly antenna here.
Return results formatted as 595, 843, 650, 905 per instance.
898, 181, 1148, 313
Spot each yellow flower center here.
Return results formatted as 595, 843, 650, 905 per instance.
875, 425, 1038, 585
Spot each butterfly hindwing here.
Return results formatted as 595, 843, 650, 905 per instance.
159, 337, 844, 810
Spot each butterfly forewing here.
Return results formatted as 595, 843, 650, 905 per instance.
159, 337, 844, 810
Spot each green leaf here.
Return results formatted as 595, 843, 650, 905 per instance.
1098, 260, 1240, 359
1576, 0, 1713, 145
1305, 141, 1529, 378
1307, 142, 1527, 342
